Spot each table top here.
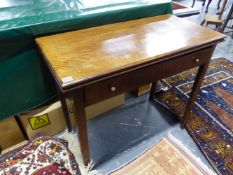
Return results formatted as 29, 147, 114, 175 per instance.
36, 14, 225, 89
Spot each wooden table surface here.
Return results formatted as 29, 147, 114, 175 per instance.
36, 14, 225, 89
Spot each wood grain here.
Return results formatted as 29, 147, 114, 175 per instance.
84, 47, 213, 106
36, 14, 225, 89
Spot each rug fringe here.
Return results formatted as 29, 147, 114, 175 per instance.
57, 129, 100, 175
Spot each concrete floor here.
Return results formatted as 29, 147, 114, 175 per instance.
87, 1, 233, 174
88, 94, 216, 174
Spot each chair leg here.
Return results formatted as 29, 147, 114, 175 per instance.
205, 0, 213, 13
202, 0, 206, 6
217, 24, 222, 31
217, 0, 221, 9
219, 3, 233, 32
200, 20, 206, 26
192, 0, 195, 7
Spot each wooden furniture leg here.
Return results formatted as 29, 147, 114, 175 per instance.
200, 20, 206, 26
217, 0, 222, 9
192, 0, 195, 7
73, 89, 90, 166
205, 0, 213, 13
202, 0, 206, 6
15, 115, 29, 140
149, 81, 158, 101
219, 3, 233, 32
59, 93, 72, 132
182, 58, 211, 127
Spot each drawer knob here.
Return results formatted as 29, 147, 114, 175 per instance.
111, 86, 116, 92
195, 58, 200, 63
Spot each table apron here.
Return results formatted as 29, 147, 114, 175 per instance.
84, 46, 213, 106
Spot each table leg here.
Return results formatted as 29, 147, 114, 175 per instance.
73, 89, 90, 166
59, 93, 72, 132
149, 81, 158, 101
182, 60, 210, 128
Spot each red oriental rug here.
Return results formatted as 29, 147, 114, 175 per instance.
155, 58, 233, 175
0, 136, 81, 175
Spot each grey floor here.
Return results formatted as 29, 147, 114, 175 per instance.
87, 1, 233, 174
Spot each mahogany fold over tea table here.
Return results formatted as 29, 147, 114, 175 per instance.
36, 14, 225, 165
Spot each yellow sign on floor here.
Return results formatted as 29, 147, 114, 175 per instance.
29, 114, 50, 130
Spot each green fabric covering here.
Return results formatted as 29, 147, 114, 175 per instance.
0, 0, 172, 119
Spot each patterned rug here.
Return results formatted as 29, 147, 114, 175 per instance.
155, 58, 233, 175
110, 134, 214, 175
0, 136, 81, 175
